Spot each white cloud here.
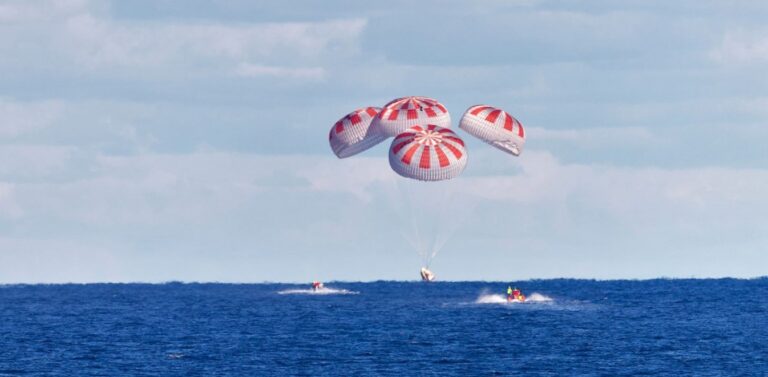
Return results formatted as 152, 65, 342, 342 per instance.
0, 145, 76, 178
0, 0, 93, 22
710, 30, 768, 64
58, 15, 367, 69
0, 183, 23, 217
0, 236, 126, 283
234, 63, 326, 81
0, 1, 367, 77
462, 150, 768, 212
305, 150, 768, 240
529, 126, 654, 147
1, 149, 767, 281
298, 156, 394, 201
0, 100, 63, 138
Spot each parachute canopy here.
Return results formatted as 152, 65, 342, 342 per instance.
329, 107, 387, 158
388, 124, 467, 181
459, 105, 525, 156
374, 96, 451, 137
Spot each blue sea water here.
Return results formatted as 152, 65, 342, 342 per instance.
1, 279, 767, 376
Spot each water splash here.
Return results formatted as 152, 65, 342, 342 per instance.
475, 294, 509, 304
277, 287, 359, 295
474, 292, 553, 304
527, 293, 553, 302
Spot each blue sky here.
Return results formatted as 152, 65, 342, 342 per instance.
1, 0, 767, 282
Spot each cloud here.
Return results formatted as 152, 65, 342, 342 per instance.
0, 1, 367, 79
0, 100, 63, 138
234, 63, 326, 80
0, 236, 127, 283
5, 148, 767, 232
529, 126, 654, 146
710, 29, 768, 64
58, 15, 367, 69
0, 145, 77, 180
0, 183, 22, 217
1, 148, 767, 281
463, 150, 768, 211
0, 0, 94, 22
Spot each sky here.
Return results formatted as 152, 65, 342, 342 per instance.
1, 0, 767, 283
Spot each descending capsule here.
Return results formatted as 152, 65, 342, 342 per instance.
373, 96, 451, 137
388, 125, 467, 181
459, 105, 525, 156
328, 107, 387, 158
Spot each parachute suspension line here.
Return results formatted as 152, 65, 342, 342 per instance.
414, 179, 453, 268
420, 181, 442, 268
430, 180, 474, 265
426, 180, 453, 264
397, 178, 429, 267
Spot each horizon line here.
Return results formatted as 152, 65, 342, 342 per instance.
1, 276, 766, 286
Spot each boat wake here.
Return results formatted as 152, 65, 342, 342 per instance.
277, 287, 359, 295
527, 293, 554, 302
475, 292, 553, 304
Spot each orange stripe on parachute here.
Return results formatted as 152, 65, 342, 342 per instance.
392, 138, 414, 154
394, 132, 416, 141
419, 146, 431, 169
444, 136, 464, 147
485, 109, 501, 123
435, 145, 450, 167
443, 142, 463, 159
401, 144, 420, 164
470, 106, 491, 116
503, 113, 513, 131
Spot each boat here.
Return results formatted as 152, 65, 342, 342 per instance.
507, 288, 526, 302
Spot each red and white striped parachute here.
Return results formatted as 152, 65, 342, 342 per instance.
459, 105, 525, 156
388, 125, 467, 181
329, 107, 387, 158
374, 96, 451, 137
329, 97, 528, 279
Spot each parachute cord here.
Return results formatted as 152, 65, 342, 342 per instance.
408, 182, 428, 267
397, 179, 428, 267
395, 178, 470, 270
429, 180, 475, 264
426, 180, 455, 264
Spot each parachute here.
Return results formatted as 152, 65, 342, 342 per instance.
329, 96, 526, 280
329, 107, 387, 158
373, 96, 451, 137
459, 105, 526, 156
388, 125, 467, 181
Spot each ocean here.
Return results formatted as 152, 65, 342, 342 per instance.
1, 279, 766, 376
